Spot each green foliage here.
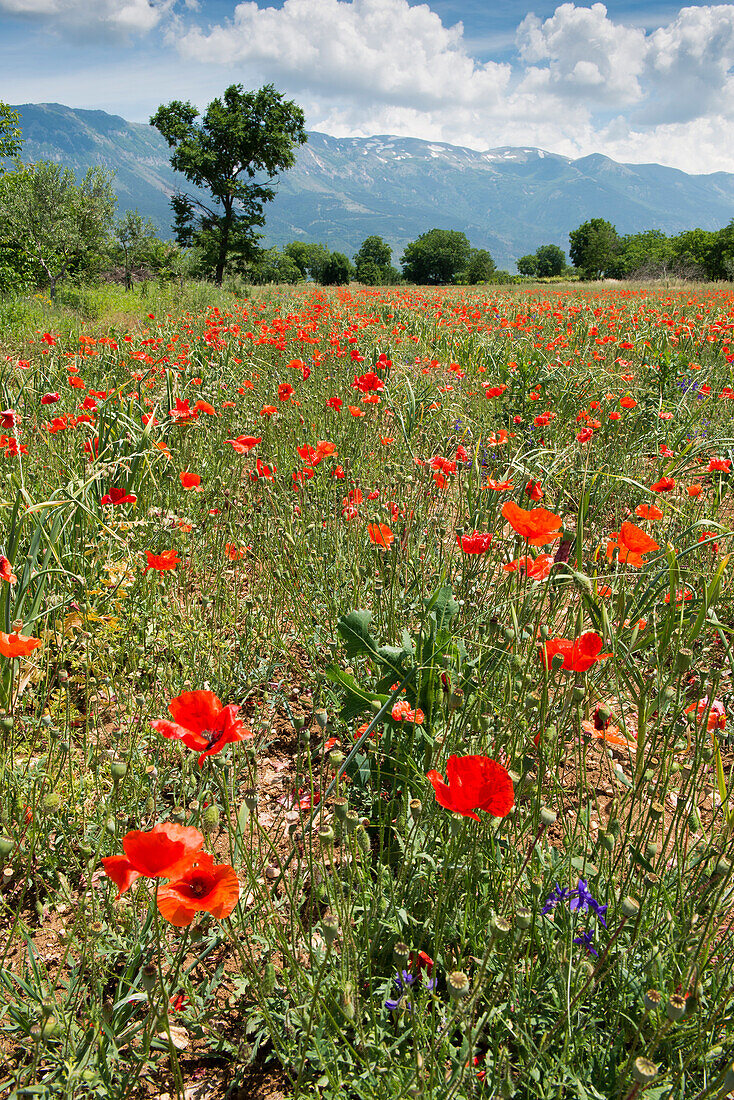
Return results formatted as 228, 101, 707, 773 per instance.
463, 248, 496, 284
113, 210, 159, 289
245, 246, 303, 284
150, 84, 307, 285
401, 228, 472, 284
0, 162, 116, 299
284, 240, 331, 281
569, 218, 621, 279
319, 251, 353, 285
0, 102, 22, 164
353, 236, 400, 285
517, 253, 538, 277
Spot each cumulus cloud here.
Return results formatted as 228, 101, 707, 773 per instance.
0, 0, 174, 34
176, 0, 511, 112
516, 3, 647, 106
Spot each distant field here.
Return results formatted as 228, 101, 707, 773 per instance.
1, 280, 734, 1099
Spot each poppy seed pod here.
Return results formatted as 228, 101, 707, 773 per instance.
621, 896, 640, 918
43, 791, 61, 813
491, 915, 512, 938
141, 963, 158, 993
666, 993, 687, 1021
644, 989, 662, 1012
632, 1058, 658, 1084
515, 907, 532, 929
321, 914, 339, 945
447, 970, 471, 1000
393, 942, 410, 968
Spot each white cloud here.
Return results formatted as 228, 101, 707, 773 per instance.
0, 0, 173, 34
176, 0, 511, 111
516, 2, 647, 106
643, 5, 734, 122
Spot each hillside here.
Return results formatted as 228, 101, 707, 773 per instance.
7, 103, 734, 271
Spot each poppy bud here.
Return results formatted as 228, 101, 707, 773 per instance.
620, 896, 640, 918
356, 826, 370, 854
40, 1014, 59, 1039
632, 1057, 658, 1085
105, 816, 116, 835
314, 709, 328, 729
645, 841, 659, 860
262, 961, 276, 995
0, 836, 13, 858
43, 791, 61, 813
110, 761, 127, 782
339, 981, 356, 1020
714, 856, 732, 877
448, 970, 471, 1000
202, 804, 220, 832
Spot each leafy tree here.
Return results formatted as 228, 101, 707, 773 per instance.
0, 103, 22, 167
354, 235, 393, 284
611, 230, 672, 278
0, 162, 116, 299
114, 210, 158, 289
569, 219, 620, 279
517, 254, 538, 277
464, 248, 496, 284
284, 241, 330, 282
246, 247, 303, 284
401, 228, 472, 284
151, 84, 307, 286
535, 244, 566, 277
319, 251, 352, 286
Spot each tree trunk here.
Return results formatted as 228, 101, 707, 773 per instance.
215, 213, 231, 286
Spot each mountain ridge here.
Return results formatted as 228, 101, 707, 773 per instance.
6, 103, 734, 272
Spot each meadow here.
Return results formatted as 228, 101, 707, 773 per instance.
0, 278, 733, 1100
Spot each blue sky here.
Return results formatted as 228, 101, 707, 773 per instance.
2, 0, 734, 173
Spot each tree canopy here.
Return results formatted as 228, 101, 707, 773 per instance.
0, 102, 22, 166
401, 229, 472, 284
150, 84, 307, 285
569, 219, 621, 279
0, 162, 116, 299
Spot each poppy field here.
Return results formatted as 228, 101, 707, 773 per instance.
1, 280, 734, 1099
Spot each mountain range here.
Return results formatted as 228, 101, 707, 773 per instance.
6, 102, 734, 272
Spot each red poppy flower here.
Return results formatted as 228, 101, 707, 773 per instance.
525, 480, 544, 501
708, 457, 731, 472
0, 630, 41, 658
226, 435, 261, 454
368, 522, 394, 549
634, 504, 663, 520
352, 371, 384, 393
426, 755, 514, 821
101, 487, 137, 506
457, 531, 493, 554
348, 405, 365, 417
41, 392, 60, 404
261, 405, 278, 417
0, 556, 17, 584
606, 521, 659, 567
484, 478, 514, 491
151, 689, 252, 766
224, 543, 247, 561
101, 822, 204, 897
502, 501, 563, 546
179, 471, 202, 490
576, 427, 594, 443
157, 852, 240, 927
503, 553, 553, 580
144, 550, 180, 573
327, 396, 343, 410
651, 477, 675, 492
619, 395, 637, 408
278, 383, 294, 401
687, 484, 703, 498
540, 632, 610, 672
